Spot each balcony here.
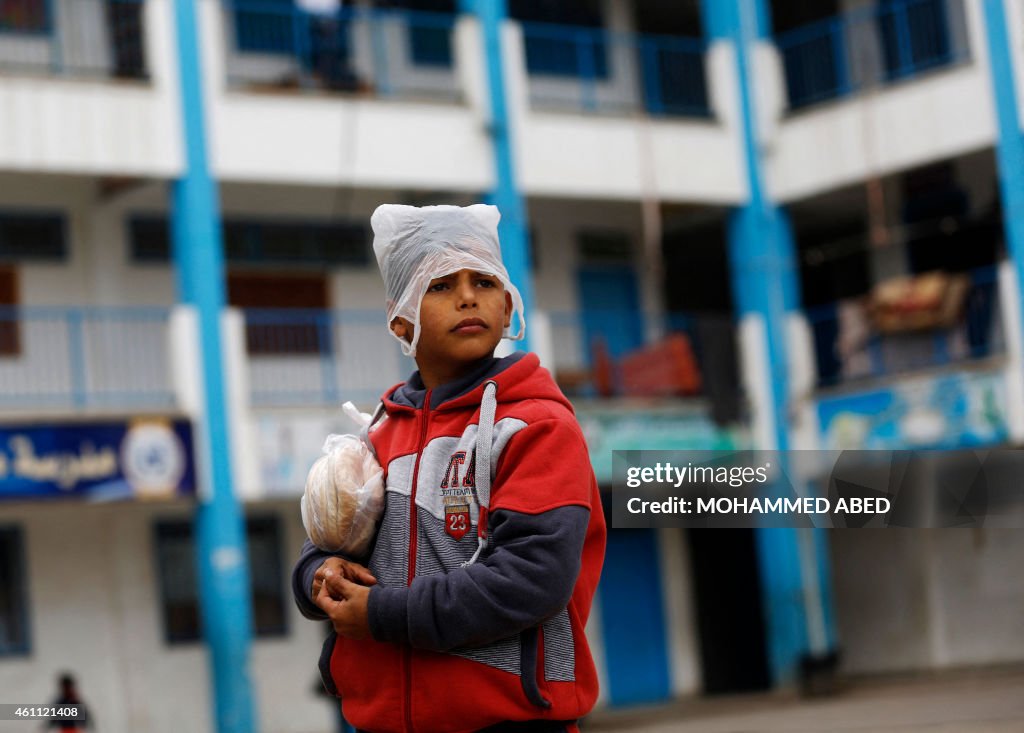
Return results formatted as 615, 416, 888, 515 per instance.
775, 0, 969, 110
0, 305, 174, 411
520, 21, 709, 117
0, 0, 148, 79
221, 2, 459, 102
241, 308, 406, 407
807, 264, 1004, 389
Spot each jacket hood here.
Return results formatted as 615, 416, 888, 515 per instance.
382, 352, 573, 415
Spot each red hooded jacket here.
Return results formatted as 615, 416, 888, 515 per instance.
294, 352, 606, 733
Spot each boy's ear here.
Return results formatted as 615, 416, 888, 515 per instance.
503, 291, 513, 329
390, 317, 413, 343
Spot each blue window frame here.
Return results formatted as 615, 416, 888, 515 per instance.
0, 526, 31, 656
233, 0, 297, 54
521, 23, 609, 79
511, 0, 609, 78
390, 0, 454, 68
878, 0, 952, 80
153, 516, 288, 644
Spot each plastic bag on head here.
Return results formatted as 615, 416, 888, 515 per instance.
371, 204, 526, 356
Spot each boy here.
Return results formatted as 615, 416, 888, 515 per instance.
292, 204, 606, 733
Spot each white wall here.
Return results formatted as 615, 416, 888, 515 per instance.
2, 0, 1016, 213
0, 174, 176, 307
0, 499, 338, 733
768, 0, 997, 202
831, 528, 1024, 674
0, 0, 181, 177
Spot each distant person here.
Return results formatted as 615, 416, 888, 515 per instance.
295, 0, 359, 90
46, 673, 91, 732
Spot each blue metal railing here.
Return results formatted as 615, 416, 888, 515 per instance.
0, 305, 174, 409
223, 2, 458, 101
806, 264, 1003, 389
243, 308, 408, 407
519, 21, 709, 117
0, 0, 148, 80
776, 0, 967, 110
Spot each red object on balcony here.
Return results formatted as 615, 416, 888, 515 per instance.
619, 334, 702, 397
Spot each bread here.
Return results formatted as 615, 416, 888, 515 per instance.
301, 434, 384, 554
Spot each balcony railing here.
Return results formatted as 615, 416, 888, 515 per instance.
223, 2, 458, 101
806, 264, 1003, 389
0, 306, 173, 410
548, 309, 741, 423
243, 308, 408, 407
776, 0, 968, 110
520, 21, 709, 117
0, 0, 147, 79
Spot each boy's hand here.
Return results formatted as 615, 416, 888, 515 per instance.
311, 557, 376, 600
315, 575, 372, 640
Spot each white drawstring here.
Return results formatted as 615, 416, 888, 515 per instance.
463, 380, 498, 567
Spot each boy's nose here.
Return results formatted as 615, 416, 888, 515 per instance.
455, 280, 477, 307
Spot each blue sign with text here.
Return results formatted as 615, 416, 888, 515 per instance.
0, 419, 196, 502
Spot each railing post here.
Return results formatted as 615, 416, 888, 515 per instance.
318, 312, 339, 406
894, 0, 913, 76
640, 37, 662, 115
830, 17, 850, 97
44, 0, 62, 74
67, 308, 88, 408
578, 29, 597, 112
293, 6, 310, 88
370, 7, 393, 97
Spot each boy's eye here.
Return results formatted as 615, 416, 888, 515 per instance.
476, 278, 497, 288
427, 282, 449, 292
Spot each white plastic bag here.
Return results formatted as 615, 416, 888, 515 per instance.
371, 204, 526, 356
300, 403, 384, 555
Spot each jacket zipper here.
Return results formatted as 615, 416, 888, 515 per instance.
404, 389, 431, 733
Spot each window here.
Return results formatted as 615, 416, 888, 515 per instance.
234, 0, 296, 54
154, 517, 287, 644
577, 230, 632, 265
129, 216, 169, 263
128, 216, 368, 267
0, 526, 31, 656
228, 272, 331, 356
511, 0, 608, 78
223, 220, 368, 266
0, 212, 67, 261
381, 0, 455, 67
106, 0, 147, 79
0, 0, 49, 33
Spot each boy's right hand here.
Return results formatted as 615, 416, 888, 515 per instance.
312, 557, 377, 600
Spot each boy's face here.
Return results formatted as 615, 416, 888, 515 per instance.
391, 268, 512, 380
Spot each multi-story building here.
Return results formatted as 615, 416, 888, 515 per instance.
0, 1, 1023, 731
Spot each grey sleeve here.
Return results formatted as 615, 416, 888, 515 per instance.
290, 539, 360, 621
367, 505, 589, 652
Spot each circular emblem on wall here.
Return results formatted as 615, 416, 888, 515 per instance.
121, 421, 186, 499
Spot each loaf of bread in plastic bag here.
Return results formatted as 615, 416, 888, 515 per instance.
301, 432, 384, 555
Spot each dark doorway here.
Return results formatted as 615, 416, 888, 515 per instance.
687, 529, 771, 694
661, 214, 741, 426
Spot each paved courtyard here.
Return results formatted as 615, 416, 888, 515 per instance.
584, 666, 1024, 733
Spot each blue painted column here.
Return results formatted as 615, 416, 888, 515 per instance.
458, 0, 533, 348
701, 0, 837, 686
982, 0, 1024, 315
170, 1, 256, 732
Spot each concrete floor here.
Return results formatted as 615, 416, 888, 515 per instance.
583, 666, 1024, 733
